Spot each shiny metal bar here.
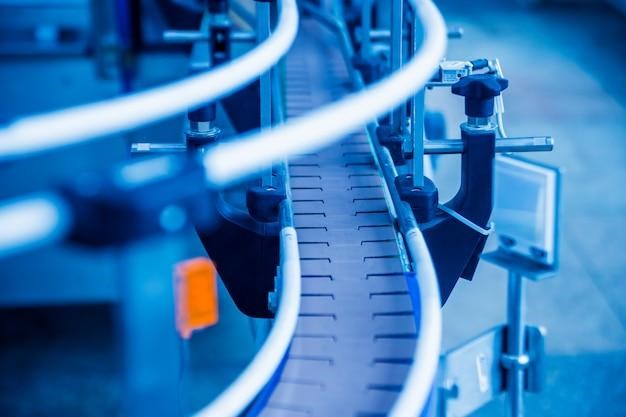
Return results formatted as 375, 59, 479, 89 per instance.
411, 90, 425, 187
411, 14, 424, 188
163, 29, 256, 43
370, 27, 463, 41
257, 1, 273, 187
506, 271, 525, 417
130, 142, 187, 153
424, 136, 554, 154
361, 0, 372, 58
390, 0, 404, 130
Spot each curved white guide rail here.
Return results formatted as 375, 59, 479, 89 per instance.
192, 225, 301, 417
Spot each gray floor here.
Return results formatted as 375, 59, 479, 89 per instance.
431, 1, 626, 415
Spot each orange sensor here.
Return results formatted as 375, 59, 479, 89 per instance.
174, 257, 219, 339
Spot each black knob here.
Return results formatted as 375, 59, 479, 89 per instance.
451, 74, 508, 118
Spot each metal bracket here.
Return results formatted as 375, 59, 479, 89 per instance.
438, 324, 546, 417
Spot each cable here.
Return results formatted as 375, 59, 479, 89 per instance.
202, 0, 447, 187
0, 0, 299, 159
494, 58, 509, 139
438, 204, 494, 236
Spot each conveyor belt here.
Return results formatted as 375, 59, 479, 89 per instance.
260, 20, 418, 417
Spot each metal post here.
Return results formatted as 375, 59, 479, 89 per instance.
117, 234, 186, 416
506, 271, 526, 417
411, 89, 425, 187
257, 1, 273, 187
389, 0, 404, 131
411, 15, 424, 188
361, 0, 372, 59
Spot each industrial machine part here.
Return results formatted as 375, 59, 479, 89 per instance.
0, 0, 559, 416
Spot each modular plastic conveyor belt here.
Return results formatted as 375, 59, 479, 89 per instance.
259, 20, 418, 417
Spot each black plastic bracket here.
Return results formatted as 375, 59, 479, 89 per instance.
62, 156, 215, 246
376, 124, 407, 165
246, 172, 287, 223
395, 174, 439, 223
199, 170, 286, 318
420, 127, 496, 304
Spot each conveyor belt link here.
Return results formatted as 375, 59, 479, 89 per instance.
260, 21, 417, 417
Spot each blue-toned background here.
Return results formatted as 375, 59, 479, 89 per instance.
0, 0, 625, 415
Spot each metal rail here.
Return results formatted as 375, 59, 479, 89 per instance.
255, 30, 423, 415
193, 61, 301, 417
298, 3, 442, 415
202, 0, 447, 187
425, 136, 554, 154
0, 0, 446, 199
193, 207, 301, 417
0, 3, 447, 414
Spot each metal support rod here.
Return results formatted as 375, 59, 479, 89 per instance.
163, 29, 256, 43
411, 89, 425, 187
360, 0, 372, 58
369, 28, 406, 41
411, 14, 424, 188
390, 0, 404, 131
257, 1, 273, 187
368, 27, 463, 41
424, 136, 553, 154
131, 142, 187, 153
506, 271, 526, 417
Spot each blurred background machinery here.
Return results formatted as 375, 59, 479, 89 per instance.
0, 0, 625, 416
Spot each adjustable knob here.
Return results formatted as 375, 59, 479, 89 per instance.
452, 74, 508, 118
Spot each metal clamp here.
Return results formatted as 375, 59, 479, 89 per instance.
438, 324, 546, 417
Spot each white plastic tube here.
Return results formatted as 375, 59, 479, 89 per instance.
203, 0, 447, 187
0, 193, 71, 259
192, 226, 301, 417
0, 0, 299, 158
390, 226, 441, 417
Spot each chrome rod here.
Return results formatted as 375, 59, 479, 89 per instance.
424, 136, 554, 154
163, 29, 256, 43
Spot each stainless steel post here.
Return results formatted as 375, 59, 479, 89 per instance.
361, 0, 372, 59
257, 1, 273, 187
411, 14, 424, 188
506, 271, 526, 417
390, 0, 404, 131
